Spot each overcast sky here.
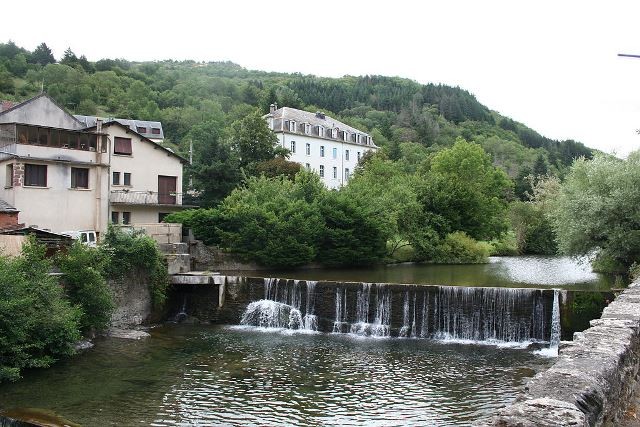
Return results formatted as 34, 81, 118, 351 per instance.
2, 1, 639, 156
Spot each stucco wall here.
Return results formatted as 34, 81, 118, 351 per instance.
477, 280, 640, 427
276, 132, 375, 189
107, 124, 183, 226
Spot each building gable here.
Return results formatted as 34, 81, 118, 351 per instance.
0, 94, 84, 130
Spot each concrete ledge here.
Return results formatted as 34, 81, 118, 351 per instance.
476, 281, 640, 426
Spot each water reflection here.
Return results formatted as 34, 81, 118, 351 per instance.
227, 256, 618, 290
0, 325, 553, 426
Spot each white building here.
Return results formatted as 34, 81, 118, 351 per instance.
264, 105, 377, 189
0, 94, 187, 237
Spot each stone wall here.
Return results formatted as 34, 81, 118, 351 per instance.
477, 281, 640, 427
108, 273, 152, 327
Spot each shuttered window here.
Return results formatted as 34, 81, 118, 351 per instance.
114, 137, 132, 155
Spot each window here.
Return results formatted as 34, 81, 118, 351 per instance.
113, 172, 121, 185
290, 141, 296, 153
345, 168, 350, 181
306, 143, 311, 156
124, 172, 131, 186
357, 152, 361, 161
333, 167, 337, 179
62, 132, 78, 149
305, 123, 311, 134
101, 135, 108, 153
137, 126, 147, 134
50, 129, 60, 147
159, 212, 170, 222
318, 126, 324, 137
24, 164, 47, 187
345, 150, 350, 161
320, 146, 325, 157
5, 164, 13, 188
37, 128, 48, 146
111, 211, 120, 224
289, 121, 296, 132
27, 127, 38, 145
151, 128, 161, 135
71, 167, 89, 189
122, 211, 131, 225
79, 133, 89, 150
305, 163, 310, 170
319, 165, 325, 178
332, 148, 337, 159
114, 137, 132, 155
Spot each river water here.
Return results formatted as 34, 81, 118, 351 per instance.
227, 256, 620, 290
0, 325, 553, 426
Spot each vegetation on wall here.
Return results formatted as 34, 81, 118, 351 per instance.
102, 226, 169, 307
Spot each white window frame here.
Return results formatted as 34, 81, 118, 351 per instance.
306, 143, 311, 156
290, 141, 296, 153
319, 165, 325, 177
320, 145, 325, 157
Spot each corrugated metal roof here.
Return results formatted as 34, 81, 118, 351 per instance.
74, 115, 165, 140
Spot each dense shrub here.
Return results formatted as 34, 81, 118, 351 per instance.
433, 232, 491, 264
0, 238, 81, 381
163, 208, 221, 245
102, 226, 169, 307
56, 242, 114, 334
318, 192, 387, 266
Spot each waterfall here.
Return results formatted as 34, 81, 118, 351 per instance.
431, 287, 548, 344
333, 287, 348, 333
303, 281, 318, 331
399, 291, 411, 337
240, 278, 318, 332
350, 283, 372, 335
371, 284, 391, 337
420, 292, 429, 338
244, 278, 556, 347
548, 289, 561, 356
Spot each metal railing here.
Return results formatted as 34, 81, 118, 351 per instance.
110, 190, 183, 205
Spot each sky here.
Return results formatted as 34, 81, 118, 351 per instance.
2, 1, 640, 156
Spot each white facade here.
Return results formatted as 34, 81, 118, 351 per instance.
0, 94, 186, 236
266, 107, 377, 189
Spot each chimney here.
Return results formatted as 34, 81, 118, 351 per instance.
96, 118, 103, 134
269, 104, 276, 113
316, 111, 325, 119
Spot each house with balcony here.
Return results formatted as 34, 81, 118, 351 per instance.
0, 93, 186, 237
264, 104, 378, 189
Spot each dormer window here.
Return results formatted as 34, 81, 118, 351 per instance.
318, 126, 324, 137
305, 123, 311, 134
332, 128, 337, 139
289, 121, 296, 132
136, 126, 147, 134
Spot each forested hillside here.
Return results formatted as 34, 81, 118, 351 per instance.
0, 41, 592, 197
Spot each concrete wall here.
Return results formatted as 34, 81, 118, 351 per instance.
477, 280, 640, 427
0, 96, 83, 130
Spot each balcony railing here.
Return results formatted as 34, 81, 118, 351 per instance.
110, 190, 183, 206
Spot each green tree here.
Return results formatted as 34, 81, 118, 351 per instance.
418, 138, 512, 240
31, 42, 55, 65
255, 157, 301, 180
318, 191, 387, 266
215, 174, 325, 267
230, 109, 283, 173
551, 152, 640, 273
188, 119, 242, 207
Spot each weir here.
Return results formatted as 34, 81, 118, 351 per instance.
174, 276, 568, 348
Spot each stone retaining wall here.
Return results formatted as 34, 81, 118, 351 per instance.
477, 281, 640, 427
